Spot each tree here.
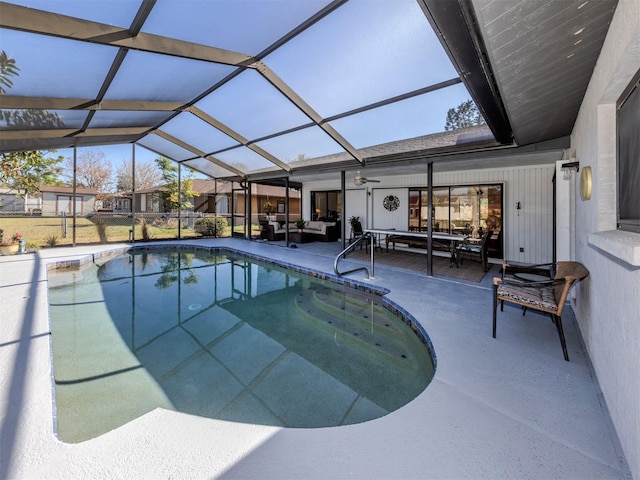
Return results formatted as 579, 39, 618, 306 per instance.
155, 157, 200, 210
0, 50, 18, 95
64, 150, 113, 192
0, 151, 65, 197
444, 100, 486, 131
115, 159, 163, 191
1, 50, 63, 129
1, 51, 65, 197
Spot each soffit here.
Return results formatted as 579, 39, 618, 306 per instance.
470, 0, 618, 146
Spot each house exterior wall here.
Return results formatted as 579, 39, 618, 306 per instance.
555, 160, 574, 261
371, 187, 409, 230
345, 188, 367, 236
303, 163, 555, 263
41, 192, 95, 215
569, 0, 640, 476
194, 194, 216, 213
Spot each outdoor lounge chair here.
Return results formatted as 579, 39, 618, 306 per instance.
456, 230, 492, 271
492, 261, 589, 361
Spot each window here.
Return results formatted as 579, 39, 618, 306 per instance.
116, 198, 130, 211
617, 69, 640, 233
57, 195, 83, 215
310, 190, 341, 221
216, 195, 229, 215
409, 184, 503, 257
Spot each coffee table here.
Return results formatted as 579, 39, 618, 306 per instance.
289, 231, 310, 243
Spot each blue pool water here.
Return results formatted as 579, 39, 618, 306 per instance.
48, 248, 435, 442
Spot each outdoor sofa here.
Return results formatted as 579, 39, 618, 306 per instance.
261, 220, 339, 242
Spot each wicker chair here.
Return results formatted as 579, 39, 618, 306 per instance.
492, 261, 589, 361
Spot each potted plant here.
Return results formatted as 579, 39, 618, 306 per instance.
348, 215, 361, 230
0, 230, 22, 256
263, 201, 276, 221
295, 218, 306, 231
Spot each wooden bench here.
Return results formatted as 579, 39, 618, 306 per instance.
385, 234, 450, 253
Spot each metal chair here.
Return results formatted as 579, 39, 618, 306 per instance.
349, 220, 376, 251
456, 229, 492, 271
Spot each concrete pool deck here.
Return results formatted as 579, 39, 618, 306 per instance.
0, 238, 630, 479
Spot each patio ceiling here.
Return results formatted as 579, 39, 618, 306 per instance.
0, 0, 617, 181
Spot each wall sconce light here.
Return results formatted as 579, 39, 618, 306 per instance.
561, 161, 580, 180
516, 201, 522, 216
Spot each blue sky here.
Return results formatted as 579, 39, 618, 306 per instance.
57, 144, 162, 168
4, 0, 477, 176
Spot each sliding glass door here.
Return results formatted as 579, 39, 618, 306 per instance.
409, 184, 503, 257
310, 190, 342, 221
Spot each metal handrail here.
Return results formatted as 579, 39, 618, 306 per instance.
333, 232, 373, 279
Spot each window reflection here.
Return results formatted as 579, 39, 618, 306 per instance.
310, 190, 341, 221
409, 184, 503, 258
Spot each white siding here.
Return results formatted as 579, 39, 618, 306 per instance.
345, 188, 367, 236
371, 188, 408, 230
303, 164, 555, 263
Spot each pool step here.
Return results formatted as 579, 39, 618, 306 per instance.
292, 287, 418, 367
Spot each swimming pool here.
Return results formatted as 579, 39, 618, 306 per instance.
48, 247, 435, 443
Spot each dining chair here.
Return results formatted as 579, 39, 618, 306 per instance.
456, 229, 492, 271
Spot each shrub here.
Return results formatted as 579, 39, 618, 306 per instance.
195, 217, 228, 237
46, 235, 58, 247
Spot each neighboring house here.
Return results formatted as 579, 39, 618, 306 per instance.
98, 192, 132, 213
0, 188, 41, 214
0, 188, 26, 213
191, 179, 301, 219
101, 185, 188, 214
133, 186, 166, 213
124, 179, 301, 219
38, 185, 98, 215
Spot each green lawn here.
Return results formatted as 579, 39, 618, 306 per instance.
0, 216, 260, 249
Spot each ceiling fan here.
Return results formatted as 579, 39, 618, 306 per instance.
353, 171, 381, 186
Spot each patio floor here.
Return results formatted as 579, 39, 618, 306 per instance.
0, 238, 630, 479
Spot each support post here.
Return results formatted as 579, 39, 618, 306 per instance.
131, 143, 136, 243
285, 177, 290, 246
247, 181, 252, 240
341, 170, 346, 251
370, 232, 375, 279
427, 161, 433, 276
72, 147, 77, 247
177, 162, 182, 240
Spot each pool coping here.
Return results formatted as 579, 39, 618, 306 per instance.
2, 238, 628, 479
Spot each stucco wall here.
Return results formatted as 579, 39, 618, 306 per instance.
570, 0, 640, 476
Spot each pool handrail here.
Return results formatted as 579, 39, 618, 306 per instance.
334, 232, 373, 279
